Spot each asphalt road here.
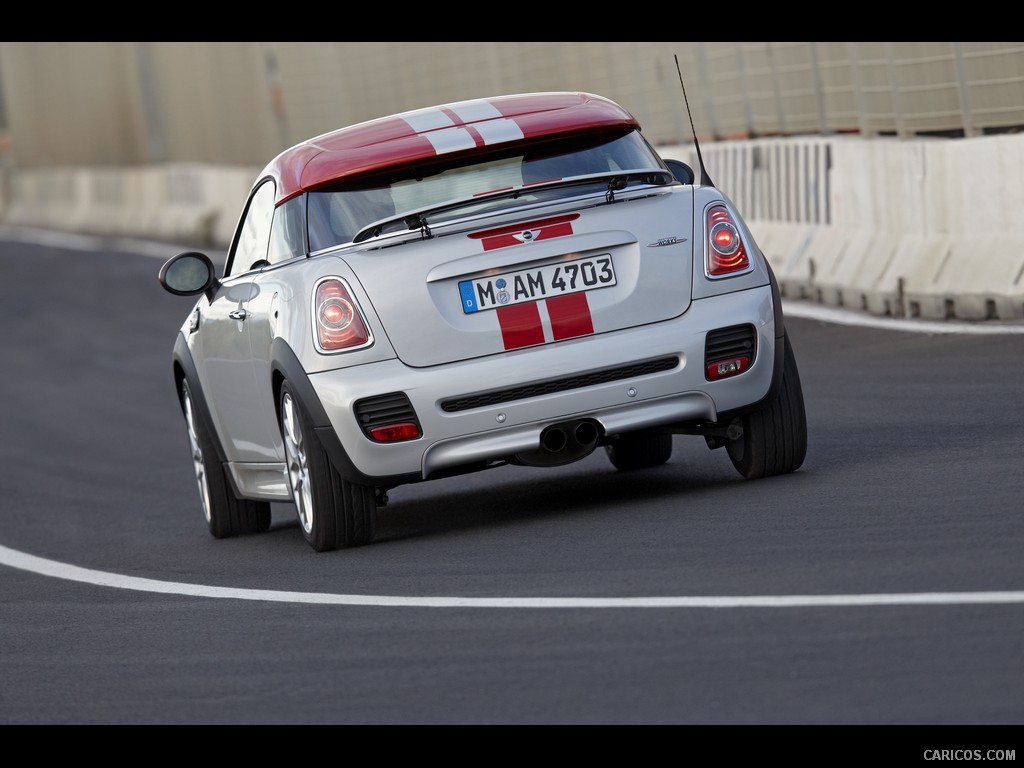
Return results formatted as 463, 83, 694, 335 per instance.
1, 230, 1023, 731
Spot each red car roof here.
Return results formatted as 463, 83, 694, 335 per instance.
262, 92, 640, 204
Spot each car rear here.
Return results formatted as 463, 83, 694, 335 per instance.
303, 180, 779, 483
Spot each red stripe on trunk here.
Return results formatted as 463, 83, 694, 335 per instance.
482, 233, 524, 251
497, 302, 545, 349
481, 222, 576, 251
546, 293, 594, 340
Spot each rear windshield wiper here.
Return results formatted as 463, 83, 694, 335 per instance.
352, 169, 675, 244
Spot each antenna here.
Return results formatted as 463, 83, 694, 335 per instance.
675, 54, 715, 188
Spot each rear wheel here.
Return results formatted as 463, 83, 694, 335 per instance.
279, 381, 376, 552
726, 331, 808, 479
605, 430, 672, 471
180, 379, 271, 538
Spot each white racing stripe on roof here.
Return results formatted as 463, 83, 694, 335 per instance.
449, 101, 504, 122
3, 544, 1024, 609
403, 103, 524, 155
401, 108, 455, 132
422, 126, 478, 155
474, 118, 525, 145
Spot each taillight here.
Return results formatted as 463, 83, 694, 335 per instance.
706, 205, 750, 277
314, 278, 371, 352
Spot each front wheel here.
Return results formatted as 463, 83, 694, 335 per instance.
180, 379, 271, 538
279, 381, 376, 552
726, 331, 808, 479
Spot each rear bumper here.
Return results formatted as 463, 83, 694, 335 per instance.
310, 284, 777, 482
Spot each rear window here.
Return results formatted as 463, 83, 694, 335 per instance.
307, 130, 667, 251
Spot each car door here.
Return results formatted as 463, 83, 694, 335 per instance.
241, 193, 310, 461
190, 178, 281, 464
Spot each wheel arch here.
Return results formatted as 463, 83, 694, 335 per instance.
713, 256, 788, 424
172, 331, 228, 466
269, 337, 330, 431
760, 255, 788, 407
268, 338, 416, 489
171, 331, 263, 504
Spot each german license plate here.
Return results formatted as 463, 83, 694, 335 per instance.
459, 255, 616, 314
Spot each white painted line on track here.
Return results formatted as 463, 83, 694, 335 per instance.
2, 544, 1022, 609
783, 300, 1024, 335
4, 224, 1021, 335
0, 225, 193, 260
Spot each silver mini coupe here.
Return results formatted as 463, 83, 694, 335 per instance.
159, 92, 807, 552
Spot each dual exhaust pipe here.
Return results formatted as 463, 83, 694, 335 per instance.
513, 419, 601, 467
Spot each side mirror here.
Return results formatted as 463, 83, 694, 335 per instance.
663, 159, 695, 185
159, 252, 218, 297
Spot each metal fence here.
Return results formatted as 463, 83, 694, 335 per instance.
1, 42, 1023, 171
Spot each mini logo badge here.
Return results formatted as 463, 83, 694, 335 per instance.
648, 236, 688, 247
514, 230, 539, 243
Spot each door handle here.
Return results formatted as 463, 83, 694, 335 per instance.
229, 309, 248, 321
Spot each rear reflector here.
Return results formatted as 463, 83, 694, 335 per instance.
368, 422, 421, 443
705, 324, 756, 381
706, 356, 750, 380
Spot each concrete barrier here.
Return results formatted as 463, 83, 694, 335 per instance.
2, 163, 259, 249
1, 134, 1022, 322
672, 134, 1024, 321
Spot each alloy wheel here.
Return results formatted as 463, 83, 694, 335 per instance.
281, 391, 314, 535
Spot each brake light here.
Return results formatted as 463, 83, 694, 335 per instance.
315, 278, 371, 352
706, 205, 750, 277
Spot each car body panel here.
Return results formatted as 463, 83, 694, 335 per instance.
305, 285, 776, 482
343, 187, 698, 368
180, 280, 283, 464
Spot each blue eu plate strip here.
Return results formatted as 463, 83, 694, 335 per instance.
459, 281, 479, 313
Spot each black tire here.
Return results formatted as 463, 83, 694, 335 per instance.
605, 430, 673, 471
279, 381, 376, 552
726, 331, 808, 479
180, 379, 271, 538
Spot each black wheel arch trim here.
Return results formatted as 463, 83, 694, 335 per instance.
269, 338, 421, 489
172, 332, 226, 462
712, 257, 787, 423
766, 255, 787, 397
171, 331, 250, 499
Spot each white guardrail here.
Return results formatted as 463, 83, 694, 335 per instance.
2, 133, 1023, 322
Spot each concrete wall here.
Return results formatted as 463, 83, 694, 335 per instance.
3, 43, 1021, 324
3, 42, 1024, 171
3, 132, 1021, 322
